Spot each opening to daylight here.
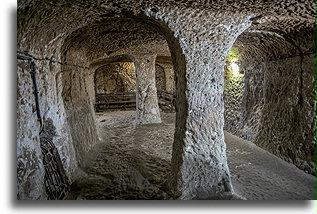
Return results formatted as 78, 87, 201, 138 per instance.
231, 61, 240, 77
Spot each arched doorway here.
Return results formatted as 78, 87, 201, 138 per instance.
60, 13, 184, 199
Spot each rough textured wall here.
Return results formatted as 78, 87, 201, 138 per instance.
155, 64, 166, 91
95, 63, 136, 94
255, 54, 316, 175
156, 62, 175, 93
17, 60, 47, 200
224, 28, 316, 175
60, 46, 99, 167
238, 63, 264, 142
17, 0, 315, 200
224, 60, 264, 143
17, 57, 79, 199
223, 63, 245, 138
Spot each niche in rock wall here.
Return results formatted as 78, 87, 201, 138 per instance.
95, 62, 136, 94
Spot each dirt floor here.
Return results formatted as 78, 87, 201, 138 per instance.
66, 111, 315, 200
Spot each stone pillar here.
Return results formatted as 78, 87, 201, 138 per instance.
147, 8, 253, 199
131, 53, 161, 124
165, 66, 174, 93
158, 62, 174, 93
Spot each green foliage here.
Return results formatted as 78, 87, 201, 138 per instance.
224, 55, 244, 100
226, 46, 240, 63
224, 73, 244, 99
224, 46, 244, 100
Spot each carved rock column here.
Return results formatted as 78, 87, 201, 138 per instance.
131, 53, 162, 124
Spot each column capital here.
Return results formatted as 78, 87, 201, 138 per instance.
129, 53, 157, 63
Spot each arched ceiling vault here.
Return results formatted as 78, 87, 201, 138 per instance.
18, 0, 315, 64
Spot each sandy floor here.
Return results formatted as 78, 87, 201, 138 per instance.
226, 132, 315, 200
67, 111, 315, 200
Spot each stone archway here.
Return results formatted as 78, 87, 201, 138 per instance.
17, 0, 315, 200
17, 9, 253, 199
59, 11, 251, 199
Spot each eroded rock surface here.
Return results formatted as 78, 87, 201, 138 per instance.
17, 0, 315, 199
95, 62, 136, 94
224, 28, 316, 175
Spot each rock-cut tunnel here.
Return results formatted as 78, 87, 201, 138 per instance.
17, 0, 315, 200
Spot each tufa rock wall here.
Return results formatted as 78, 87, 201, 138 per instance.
155, 64, 166, 91
17, 56, 79, 199
17, 0, 315, 199
255, 54, 316, 175
224, 28, 316, 175
156, 62, 175, 93
95, 63, 136, 94
60, 45, 99, 168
